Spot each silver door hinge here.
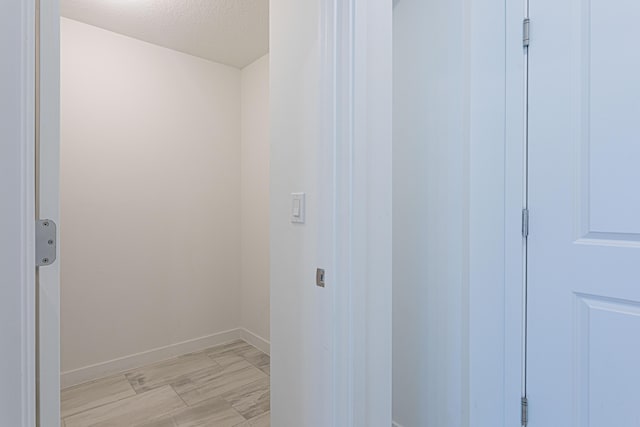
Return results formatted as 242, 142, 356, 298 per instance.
36, 219, 57, 267
521, 396, 529, 426
523, 18, 530, 47
522, 209, 529, 238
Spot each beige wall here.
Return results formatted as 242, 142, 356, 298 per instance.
60, 18, 242, 374
240, 55, 270, 343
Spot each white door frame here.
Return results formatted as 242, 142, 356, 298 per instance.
468, 0, 527, 424
37, 0, 61, 425
468, 0, 528, 424
0, 1, 36, 426
308, 0, 393, 424
330, 0, 393, 424
503, 1, 528, 425
2, 1, 61, 426
326, 0, 525, 424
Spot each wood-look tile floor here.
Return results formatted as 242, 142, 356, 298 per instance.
61, 340, 270, 427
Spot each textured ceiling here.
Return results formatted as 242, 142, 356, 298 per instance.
61, 0, 269, 68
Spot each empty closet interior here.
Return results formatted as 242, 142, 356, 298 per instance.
59, 0, 270, 408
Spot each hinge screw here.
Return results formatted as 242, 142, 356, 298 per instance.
42, 258, 49, 264
48, 239, 54, 245
43, 221, 49, 227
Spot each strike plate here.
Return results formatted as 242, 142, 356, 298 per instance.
36, 219, 57, 267
316, 268, 325, 288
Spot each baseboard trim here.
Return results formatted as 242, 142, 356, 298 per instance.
239, 328, 270, 355
60, 328, 243, 388
392, 421, 405, 427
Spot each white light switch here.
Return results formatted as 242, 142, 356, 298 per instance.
291, 193, 305, 223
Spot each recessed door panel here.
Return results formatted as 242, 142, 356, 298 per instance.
584, 0, 640, 237
528, 0, 640, 425
575, 295, 640, 426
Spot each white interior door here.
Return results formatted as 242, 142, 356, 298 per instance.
527, 0, 640, 425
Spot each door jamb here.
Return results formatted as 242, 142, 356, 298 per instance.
467, 0, 528, 424
16, 0, 37, 425
36, 0, 61, 425
332, 0, 526, 424
326, 0, 393, 425
504, 0, 529, 424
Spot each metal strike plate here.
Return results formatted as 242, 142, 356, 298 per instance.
316, 268, 325, 288
36, 219, 57, 267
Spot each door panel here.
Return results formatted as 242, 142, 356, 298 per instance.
581, 0, 640, 237
528, 0, 640, 425
575, 295, 640, 426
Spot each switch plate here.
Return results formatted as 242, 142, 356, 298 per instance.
291, 193, 305, 223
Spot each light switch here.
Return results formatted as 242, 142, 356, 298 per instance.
291, 193, 305, 223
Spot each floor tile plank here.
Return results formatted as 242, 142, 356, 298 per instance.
126, 352, 218, 393
137, 396, 245, 427
242, 351, 270, 374
61, 340, 270, 426
204, 340, 254, 359
61, 374, 136, 418
135, 417, 177, 427
211, 353, 247, 369
234, 411, 270, 427
64, 385, 185, 427
206, 341, 269, 374
247, 412, 270, 427
174, 360, 267, 406
219, 377, 270, 420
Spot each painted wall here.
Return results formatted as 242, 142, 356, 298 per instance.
392, 0, 470, 425
240, 55, 271, 344
60, 18, 242, 374
270, 0, 333, 425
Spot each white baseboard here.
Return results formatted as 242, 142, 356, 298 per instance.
60, 328, 243, 388
239, 328, 270, 355
392, 421, 405, 427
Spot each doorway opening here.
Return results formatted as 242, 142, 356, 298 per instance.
56, 2, 271, 425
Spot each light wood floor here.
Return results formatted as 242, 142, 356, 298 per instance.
61, 340, 270, 427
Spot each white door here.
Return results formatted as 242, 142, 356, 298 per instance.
527, 0, 640, 425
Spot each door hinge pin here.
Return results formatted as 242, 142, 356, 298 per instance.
521, 396, 529, 426
522, 208, 529, 238
523, 18, 530, 47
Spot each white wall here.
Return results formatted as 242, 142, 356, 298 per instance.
270, 0, 333, 425
240, 55, 270, 345
270, 2, 394, 424
60, 18, 242, 376
392, 0, 470, 425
